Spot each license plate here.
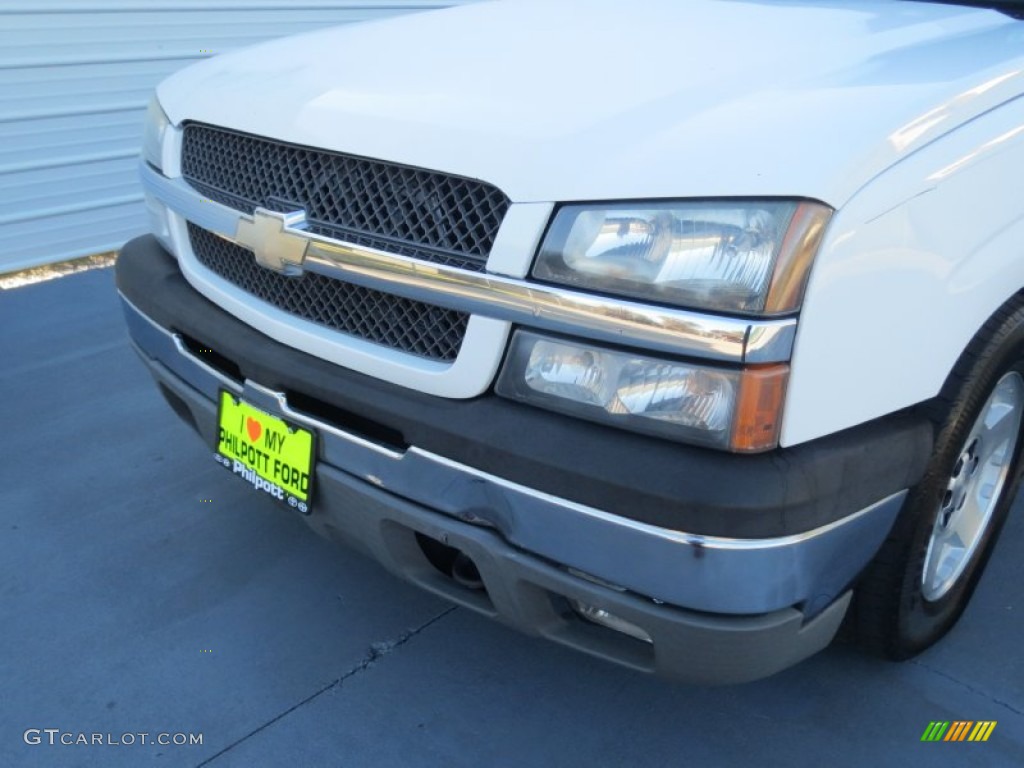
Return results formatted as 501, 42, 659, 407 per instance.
214, 390, 315, 513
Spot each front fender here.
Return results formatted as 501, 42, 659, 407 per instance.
783, 96, 1024, 446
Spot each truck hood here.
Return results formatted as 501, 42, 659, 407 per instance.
158, 0, 1024, 207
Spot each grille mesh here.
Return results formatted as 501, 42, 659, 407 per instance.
188, 224, 469, 362
181, 122, 510, 272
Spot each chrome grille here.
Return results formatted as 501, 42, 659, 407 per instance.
180, 122, 510, 272
187, 223, 469, 362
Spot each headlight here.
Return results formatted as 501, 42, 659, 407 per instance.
142, 95, 171, 172
496, 331, 788, 452
532, 201, 831, 314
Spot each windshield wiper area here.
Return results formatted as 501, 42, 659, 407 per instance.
908, 0, 1024, 19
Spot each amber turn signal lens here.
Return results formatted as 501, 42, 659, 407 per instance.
730, 364, 789, 452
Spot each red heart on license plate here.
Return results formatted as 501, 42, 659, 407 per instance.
246, 417, 262, 443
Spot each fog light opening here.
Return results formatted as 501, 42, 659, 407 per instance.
569, 599, 653, 644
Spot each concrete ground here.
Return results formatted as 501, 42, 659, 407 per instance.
2, 267, 1022, 767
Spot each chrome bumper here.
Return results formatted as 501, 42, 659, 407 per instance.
120, 293, 905, 618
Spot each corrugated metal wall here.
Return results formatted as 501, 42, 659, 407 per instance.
0, 0, 473, 273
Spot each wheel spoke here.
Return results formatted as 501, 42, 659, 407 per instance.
982, 403, 1017, 463
923, 541, 944, 593
925, 536, 962, 593
948, 507, 975, 550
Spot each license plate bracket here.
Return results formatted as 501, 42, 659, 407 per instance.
214, 390, 316, 514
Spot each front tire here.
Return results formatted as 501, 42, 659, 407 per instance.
851, 300, 1024, 659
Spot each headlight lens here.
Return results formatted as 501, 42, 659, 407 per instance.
533, 201, 831, 314
497, 331, 788, 452
142, 95, 171, 172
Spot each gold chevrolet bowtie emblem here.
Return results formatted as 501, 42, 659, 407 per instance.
234, 208, 309, 275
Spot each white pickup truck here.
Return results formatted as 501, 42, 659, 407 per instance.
116, 0, 1024, 683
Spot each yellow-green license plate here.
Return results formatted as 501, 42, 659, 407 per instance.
215, 391, 315, 513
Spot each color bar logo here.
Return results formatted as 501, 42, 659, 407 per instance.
921, 721, 997, 742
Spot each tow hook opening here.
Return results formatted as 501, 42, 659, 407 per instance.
415, 533, 487, 593
451, 551, 485, 590
157, 382, 198, 433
